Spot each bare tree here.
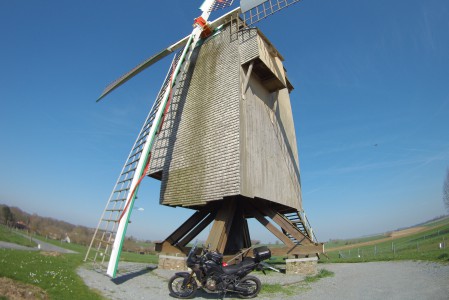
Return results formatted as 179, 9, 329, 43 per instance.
444, 168, 449, 213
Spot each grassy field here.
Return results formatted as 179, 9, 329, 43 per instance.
31, 235, 159, 264
0, 225, 37, 248
0, 230, 158, 299
0, 249, 103, 299
323, 217, 449, 263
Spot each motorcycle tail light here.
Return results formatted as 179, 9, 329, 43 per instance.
222, 262, 228, 267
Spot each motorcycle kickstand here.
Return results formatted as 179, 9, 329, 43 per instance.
220, 290, 227, 300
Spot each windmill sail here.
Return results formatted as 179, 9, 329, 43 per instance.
97, 35, 190, 102
240, 0, 302, 26
210, 0, 235, 11
84, 50, 184, 276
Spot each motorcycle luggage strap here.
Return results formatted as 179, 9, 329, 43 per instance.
222, 258, 256, 274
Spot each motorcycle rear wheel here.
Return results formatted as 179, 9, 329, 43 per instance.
168, 274, 197, 299
237, 275, 261, 299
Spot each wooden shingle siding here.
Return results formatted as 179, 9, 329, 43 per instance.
148, 23, 302, 211
150, 25, 241, 206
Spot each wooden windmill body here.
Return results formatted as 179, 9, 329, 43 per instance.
148, 22, 320, 256
85, 1, 323, 278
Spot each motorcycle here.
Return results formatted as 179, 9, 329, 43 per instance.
168, 242, 275, 298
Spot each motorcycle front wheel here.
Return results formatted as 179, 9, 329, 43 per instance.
237, 275, 261, 299
168, 274, 197, 299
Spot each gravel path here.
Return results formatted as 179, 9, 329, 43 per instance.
299, 261, 449, 300
77, 261, 449, 300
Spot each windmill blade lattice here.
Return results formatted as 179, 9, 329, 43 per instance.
240, 0, 302, 26
84, 50, 183, 275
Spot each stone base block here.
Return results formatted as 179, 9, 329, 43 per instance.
285, 257, 318, 275
158, 254, 187, 270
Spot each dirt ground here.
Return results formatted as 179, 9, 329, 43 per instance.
0, 277, 48, 300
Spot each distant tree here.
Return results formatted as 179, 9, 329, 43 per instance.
1, 206, 15, 226
444, 168, 449, 213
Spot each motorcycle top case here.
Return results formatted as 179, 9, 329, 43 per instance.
253, 246, 271, 262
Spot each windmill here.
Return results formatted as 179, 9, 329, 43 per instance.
85, 0, 324, 278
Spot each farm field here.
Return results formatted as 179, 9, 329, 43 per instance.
323, 216, 449, 263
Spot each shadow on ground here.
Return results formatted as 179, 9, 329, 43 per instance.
112, 266, 157, 284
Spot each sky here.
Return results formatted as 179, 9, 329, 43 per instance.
1, 0, 448, 243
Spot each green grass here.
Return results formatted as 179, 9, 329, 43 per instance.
0, 225, 37, 248
40, 237, 160, 272
325, 234, 386, 249
0, 234, 158, 299
120, 251, 158, 264
324, 221, 449, 263
261, 283, 298, 296
260, 268, 334, 296
0, 249, 103, 299
32, 235, 159, 264
135, 241, 155, 248
304, 269, 334, 283
421, 216, 449, 227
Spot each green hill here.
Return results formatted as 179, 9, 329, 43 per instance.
323, 216, 449, 263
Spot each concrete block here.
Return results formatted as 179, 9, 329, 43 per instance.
285, 257, 318, 275
158, 254, 187, 271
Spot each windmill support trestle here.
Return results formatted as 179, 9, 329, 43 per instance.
156, 197, 324, 269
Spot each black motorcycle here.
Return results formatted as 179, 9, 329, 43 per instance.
168, 242, 274, 298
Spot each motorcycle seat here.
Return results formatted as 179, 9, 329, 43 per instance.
222, 257, 256, 274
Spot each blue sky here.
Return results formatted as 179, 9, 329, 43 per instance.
1, 0, 448, 243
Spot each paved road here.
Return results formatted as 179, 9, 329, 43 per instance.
31, 238, 77, 254
0, 241, 39, 251
77, 261, 449, 300
0, 236, 77, 254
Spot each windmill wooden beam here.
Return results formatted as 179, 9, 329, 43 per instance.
156, 197, 323, 259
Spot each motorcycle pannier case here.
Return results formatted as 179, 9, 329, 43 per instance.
253, 246, 271, 262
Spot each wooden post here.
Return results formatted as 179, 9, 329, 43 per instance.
206, 199, 237, 253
